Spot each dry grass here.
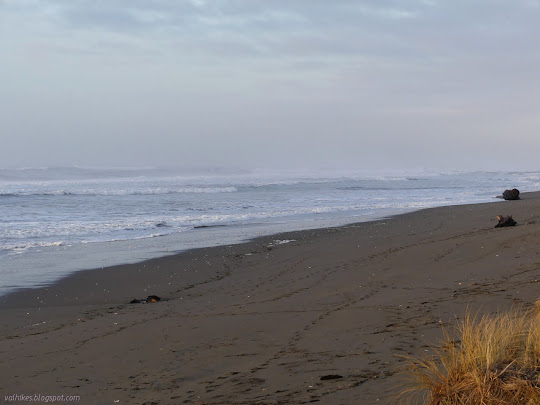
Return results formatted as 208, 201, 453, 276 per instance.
399, 307, 540, 404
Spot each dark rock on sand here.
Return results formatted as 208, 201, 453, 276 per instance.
320, 374, 344, 381
495, 215, 517, 228
129, 295, 162, 304
502, 189, 520, 200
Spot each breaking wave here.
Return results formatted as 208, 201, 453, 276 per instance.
0, 186, 238, 197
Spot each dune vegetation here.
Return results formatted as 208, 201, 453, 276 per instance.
400, 305, 540, 404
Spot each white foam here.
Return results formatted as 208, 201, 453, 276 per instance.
268, 239, 296, 246
3, 241, 65, 255
0, 186, 238, 197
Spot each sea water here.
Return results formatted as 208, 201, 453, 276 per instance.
1, 167, 538, 295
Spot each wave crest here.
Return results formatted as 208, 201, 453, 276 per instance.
0, 186, 238, 197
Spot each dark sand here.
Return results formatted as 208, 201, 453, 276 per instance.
1, 193, 540, 404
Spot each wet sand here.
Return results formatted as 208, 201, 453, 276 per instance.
1, 192, 540, 404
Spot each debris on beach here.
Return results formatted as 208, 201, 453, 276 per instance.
502, 188, 520, 200
495, 215, 516, 228
267, 239, 296, 248
320, 374, 343, 381
129, 295, 161, 304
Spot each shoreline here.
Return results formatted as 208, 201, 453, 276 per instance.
0, 204, 421, 298
1, 192, 539, 403
0, 194, 505, 300
4, 168, 528, 298
0, 195, 503, 307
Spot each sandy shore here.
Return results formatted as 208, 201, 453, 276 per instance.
1, 192, 540, 404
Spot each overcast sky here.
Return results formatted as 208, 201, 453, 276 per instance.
2, 0, 540, 172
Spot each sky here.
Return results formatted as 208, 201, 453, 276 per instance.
2, 0, 540, 172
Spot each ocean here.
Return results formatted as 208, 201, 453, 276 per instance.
1, 167, 538, 296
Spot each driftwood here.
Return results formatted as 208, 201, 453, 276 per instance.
502, 189, 520, 200
495, 215, 516, 228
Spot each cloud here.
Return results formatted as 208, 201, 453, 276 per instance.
2, 1, 540, 170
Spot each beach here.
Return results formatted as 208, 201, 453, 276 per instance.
1, 192, 539, 404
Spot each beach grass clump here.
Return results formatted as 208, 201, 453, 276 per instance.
400, 308, 540, 404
